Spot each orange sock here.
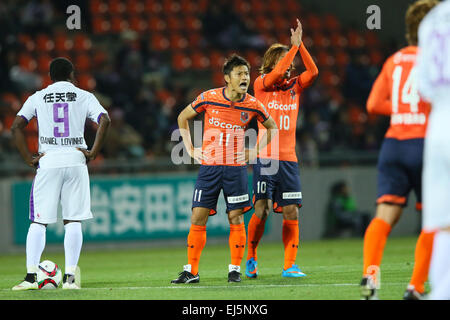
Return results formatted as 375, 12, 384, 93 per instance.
409, 230, 436, 293
229, 223, 246, 266
187, 224, 206, 275
246, 214, 266, 261
362, 217, 392, 278
282, 219, 299, 270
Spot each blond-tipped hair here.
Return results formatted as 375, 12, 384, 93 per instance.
405, 0, 439, 45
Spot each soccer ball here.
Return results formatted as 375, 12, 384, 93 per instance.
37, 260, 62, 289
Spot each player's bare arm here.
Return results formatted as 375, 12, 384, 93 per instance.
11, 116, 44, 168
77, 113, 111, 162
246, 116, 278, 163
177, 104, 205, 163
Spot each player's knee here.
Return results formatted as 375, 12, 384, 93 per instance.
375, 203, 403, 226
228, 210, 244, 225
255, 200, 270, 220
282, 205, 299, 220
191, 207, 210, 226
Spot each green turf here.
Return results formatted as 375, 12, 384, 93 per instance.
0, 236, 422, 300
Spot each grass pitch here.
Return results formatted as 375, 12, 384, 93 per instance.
0, 236, 421, 300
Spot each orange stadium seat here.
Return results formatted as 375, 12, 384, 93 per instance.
335, 50, 350, 67
185, 16, 202, 31
364, 31, 380, 48
190, 51, 210, 70
163, 0, 181, 14
180, 0, 197, 13
144, 0, 163, 14
40, 74, 52, 89
35, 34, 54, 52
110, 15, 129, 33
245, 50, 261, 69
54, 33, 73, 52
286, 0, 301, 13
90, 0, 108, 14
172, 52, 192, 72
330, 32, 348, 48
37, 54, 52, 73
255, 16, 272, 32
187, 33, 203, 49
267, 0, 283, 13
250, 0, 266, 13
347, 30, 365, 49
148, 16, 167, 32
212, 70, 225, 87
126, 0, 144, 13
92, 15, 111, 34
324, 13, 341, 31
73, 33, 92, 51
74, 54, 91, 72
320, 69, 340, 87
233, 0, 251, 14
108, 0, 125, 14
77, 74, 96, 91
209, 51, 225, 70
150, 34, 170, 51
306, 13, 322, 32
169, 34, 188, 50
167, 16, 182, 31
18, 53, 37, 72
129, 15, 147, 32
17, 34, 35, 51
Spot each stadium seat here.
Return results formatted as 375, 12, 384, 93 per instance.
187, 33, 203, 49
190, 51, 210, 70
172, 52, 192, 72
18, 53, 37, 72
110, 15, 129, 33
169, 34, 188, 50
77, 74, 96, 91
150, 34, 170, 51
73, 33, 92, 51
306, 13, 322, 32
245, 50, 261, 69
212, 70, 225, 87
17, 34, 35, 51
126, 0, 144, 14
324, 13, 341, 31
167, 16, 182, 31
184, 15, 202, 31
233, 0, 251, 14
163, 0, 181, 14
330, 32, 348, 48
54, 33, 73, 52
108, 0, 125, 14
250, 0, 266, 13
90, 0, 108, 15
129, 15, 147, 32
209, 51, 225, 70
335, 50, 350, 67
148, 16, 167, 32
74, 54, 91, 72
92, 15, 111, 34
144, 0, 163, 14
255, 16, 272, 32
347, 30, 365, 49
35, 34, 54, 52
37, 54, 52, 73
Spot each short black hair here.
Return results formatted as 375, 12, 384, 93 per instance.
49, 57, 74, 81
222, 54, 250, 76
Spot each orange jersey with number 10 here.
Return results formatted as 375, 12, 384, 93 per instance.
367, 46, 431, 139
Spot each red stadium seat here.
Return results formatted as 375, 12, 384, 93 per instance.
126, 0, 144, 13
73, 33, 92, 51
129, 15, 147, 32
212, 70, 225, 87
18, 34, 35, 51
110, 15, 129, 33
185, 16, 202, 31
167, 16, 182, 31
18, 53, 37, 72
330, 32, 348, 48
144, 0, 162, 14
150, 34, 170, 51
35, 34, 54, 52
148, 16, 167, 32
180, 0, 198, 13
172, 52, 191, 72
108, 0, 125, 14
37, 54, 52, 73
312, 32, 330, 48
77, 74, 96, 91
90, 0, 108, 14
320, 69, 340, 87
306, 13, 322, 32
54, 33, 73, 52
163, 0, 181, 13
250, 0, 266, 13
273, 16, 289, 31
209, 51, 225, 70
92, 15, 111, 34
267, 0, 283, 13
40, 74, 52, 89
233, 0, 251, 14
335, 50, 350, 67
255, 16, 272, 32
245, 51, 261, 69
364, 31, 380, 48
286, 0, 301, 13
75, 54, 91, 72
323, 13, 341, 31
190, 51, 210, 70
347, 30, 365, 49
169, 34, 188, 50
187, 33, 203, 49
369, 50, 384, 66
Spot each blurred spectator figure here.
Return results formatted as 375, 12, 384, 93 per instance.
343, 50, 375, 107
201, 0, 265, 50
103, 108, 145, 159
297, 131, 319, 167
20, 0, 54, 34
323, 180, 370, 238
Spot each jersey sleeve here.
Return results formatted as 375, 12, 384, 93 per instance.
17, 94, 37, 122
191, 92, 208, 113
254, 100, 270, 123
87, 93, 108, 123
366, 59, 392, 116
261, 45, 299, 90
296, 43, 319, 90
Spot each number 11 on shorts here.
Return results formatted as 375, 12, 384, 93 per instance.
194, 189, 203, 202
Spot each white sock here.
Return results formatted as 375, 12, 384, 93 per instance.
429, 231, 450, 299
26, 223, 46, 274
64, 222, 83, 275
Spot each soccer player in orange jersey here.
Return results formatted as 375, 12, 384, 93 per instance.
172, 55, 278, 284
360, 0, 438, 300
245, 19, 318, 279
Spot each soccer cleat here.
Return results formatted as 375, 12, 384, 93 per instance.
171, 265, 200, 284
228, 264, 242, 283
62, 274, 80, 290
12, 274, 38, 291
245, 258, 258, 279
360, 276, 378, 300
282, 264, 306, 278
403, 285, 424, 300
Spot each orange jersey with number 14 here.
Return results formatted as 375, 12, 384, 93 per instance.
367, 46, 431, 139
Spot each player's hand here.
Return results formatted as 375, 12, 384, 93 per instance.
27, 153, 44, 168
188, 146, 207, 163
290, 18, 303, 47
77, 148, 96, 163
